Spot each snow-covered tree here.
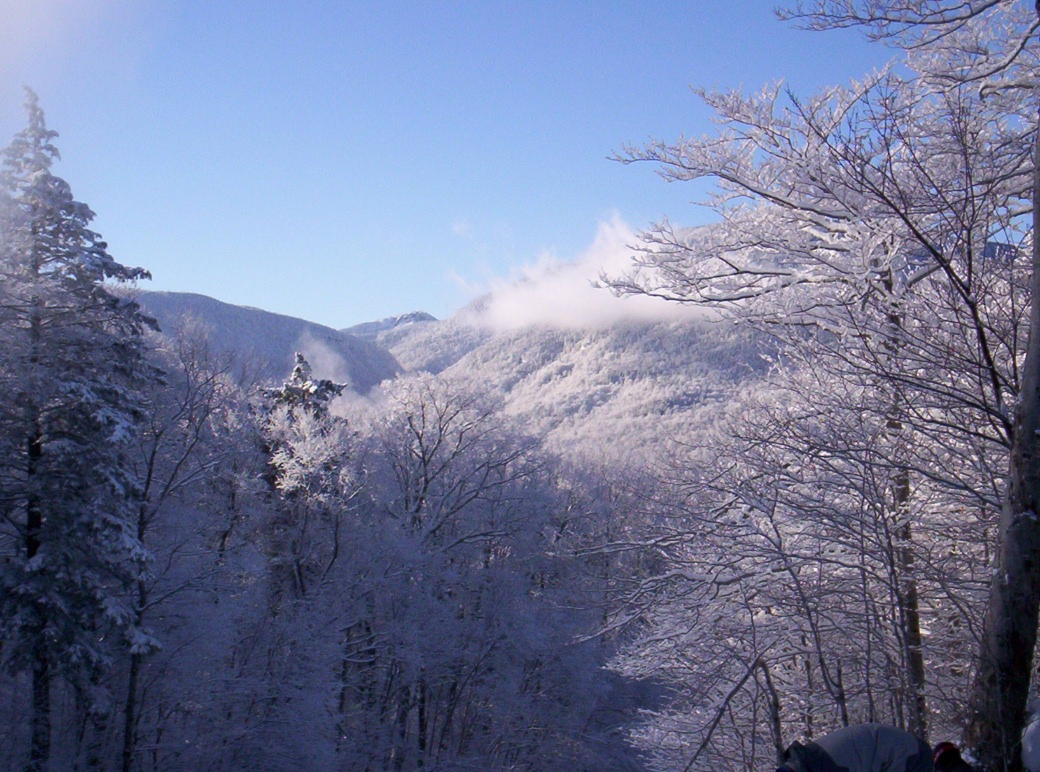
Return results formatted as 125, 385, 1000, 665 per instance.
323, 373, 638, 770
754, 4, 1040, 767
606, 348, 993, 769
741, 7, 1040, 765
0, 89, 155, 771
605, 5, 1035, 767
118, 321, 245, 772
257, 352, 353, 604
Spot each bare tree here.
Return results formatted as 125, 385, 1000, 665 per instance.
776, 4, 1040, 767
604, 344, 992, 769
119, 323, 241, 772
606, 7, 1035, 766
328, 373, 634, 771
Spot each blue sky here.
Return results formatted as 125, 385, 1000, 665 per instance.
0, 1, 892, 329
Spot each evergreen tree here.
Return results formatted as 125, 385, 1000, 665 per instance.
257, 352, 350, 603
0, 89, 155, 771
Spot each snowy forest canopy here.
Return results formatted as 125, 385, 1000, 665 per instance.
3, 2, 1040, 771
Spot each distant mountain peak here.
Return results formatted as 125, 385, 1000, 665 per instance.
343, 311, 437, 338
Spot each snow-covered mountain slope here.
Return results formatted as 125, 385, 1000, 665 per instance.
369, 300, 768, 462
137, 291, 767, 462
138, 292, 400, 392
372, 314, 495, 374
436, 319, 768, 462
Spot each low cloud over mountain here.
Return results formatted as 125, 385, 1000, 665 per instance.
474, 216, 708, 330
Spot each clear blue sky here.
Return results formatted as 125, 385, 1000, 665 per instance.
0, 1, 891, 329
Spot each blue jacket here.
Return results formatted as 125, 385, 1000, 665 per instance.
778, 724, 932, 772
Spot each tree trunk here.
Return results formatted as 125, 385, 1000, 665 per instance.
123, 498, 151, 772
898, 523, 928, 740
27, 649, 50, 772
26, 407, 49, 772
965, 111, 1040, 772
758, 659, 785, 766
122, 651, 142, 772
884, 260, 929, 740
417, 676, 428, 768
888, 416, 928, 739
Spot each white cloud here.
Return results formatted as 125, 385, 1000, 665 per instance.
450, 219, 473, 239
295, 332, 353, 388
475, 215, 706, 330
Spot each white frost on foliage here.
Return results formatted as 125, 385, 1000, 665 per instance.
127, 626, 163, 656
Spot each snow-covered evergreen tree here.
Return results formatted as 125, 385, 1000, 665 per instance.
257, 352, 352, 604
0, 89, 155, 772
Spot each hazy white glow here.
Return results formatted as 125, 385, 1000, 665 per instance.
477, 215, 706, 330
296, 331, 354, 387
2, 1, 111, 68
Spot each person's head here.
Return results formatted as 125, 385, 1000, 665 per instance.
934, 742, 974, 772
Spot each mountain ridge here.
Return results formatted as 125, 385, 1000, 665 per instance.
343, 311, 438, 339
138, 291, 401, 393
139, 290, 768, 462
